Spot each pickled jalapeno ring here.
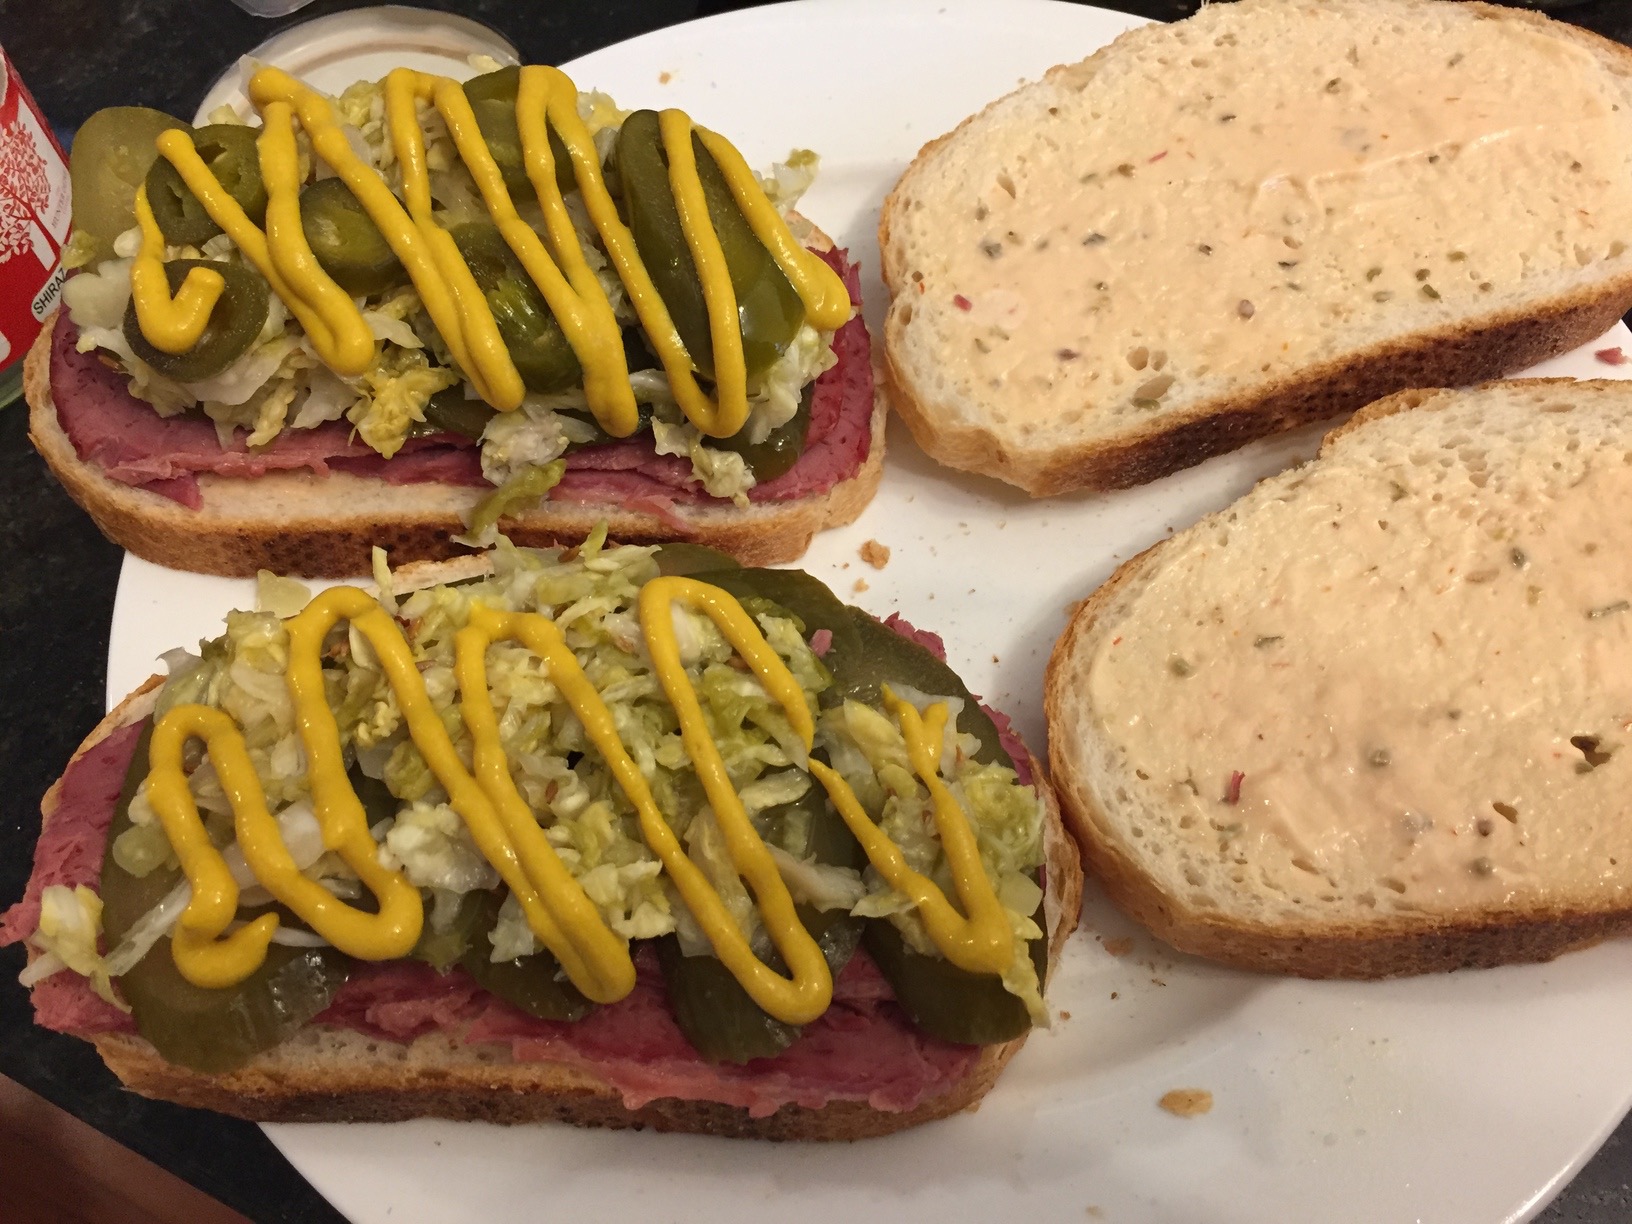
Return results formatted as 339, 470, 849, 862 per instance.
463, 66, 576, 199
418, 386, 499, 441
300, 177, 407, 297
122, 258, 271, 382
145, 124, 268, 247
450, 221, 582, 394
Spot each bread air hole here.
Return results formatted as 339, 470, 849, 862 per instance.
1571, 735, 1614, 770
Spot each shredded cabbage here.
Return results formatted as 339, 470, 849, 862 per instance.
28, 885, 125, 1009
347, 349, 460, 457
762, 149, 820, 215
256, 570, 313, 618
479, 404, 587, 487
816, 694, 1049, 1023
379, 802, 500, 893
652, 415, 756, 503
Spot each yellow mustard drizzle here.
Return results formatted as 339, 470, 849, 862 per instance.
808, 691, 1015, 976
254, 100, 378, 375
253, 67, 479, 382
130, 185, 223, 354
636, 577, 833, 1022
148, 125, 377, 375
433, 68, 638, 433
143, 576, 1013, 1023
381, 69, 526, 408
145, 706, 280, 988
454, 603, 637, 1002
128, 63, 851, 440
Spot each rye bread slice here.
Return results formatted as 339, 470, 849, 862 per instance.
880, 0, 1632, 496
1047, 378, 1632, 977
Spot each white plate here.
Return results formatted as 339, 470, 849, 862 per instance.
104, 2, 1632, 1221
194, 5, 517, 122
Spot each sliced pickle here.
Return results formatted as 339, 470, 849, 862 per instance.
842, 611, 1037, 1041
99, 719, 351, 1075
614, 109, 804, 387
70, 106, 189, 265
834, 607, 1008, 765
651, 542, 741, 577
458, 890, 592, 1022
657, 904, 860, 1064
711, 386, 811, 482
754, 767, 864, 872
659, 727, 865, 1064
861, 907, 1045, 1048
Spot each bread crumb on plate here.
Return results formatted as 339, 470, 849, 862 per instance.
859, 539, 891, 568
1159, 1089, 1214, 1118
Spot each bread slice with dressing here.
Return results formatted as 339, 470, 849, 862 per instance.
879, 0, 1632, 496
1046, 379, 1632, 977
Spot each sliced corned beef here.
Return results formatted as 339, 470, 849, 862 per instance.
49, 247, 873, 513
46, 315, 477, 511
462, 948, 976, 1117
314, 959, 487, 1042
0, 719, 143, 949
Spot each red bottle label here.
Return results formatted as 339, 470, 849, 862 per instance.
0, 47, 70, 377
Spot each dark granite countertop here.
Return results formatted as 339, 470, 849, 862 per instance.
2, 1, 1630, 1220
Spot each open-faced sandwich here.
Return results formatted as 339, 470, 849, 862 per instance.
2, 538, 1080, 1136
31, 63, 880, 576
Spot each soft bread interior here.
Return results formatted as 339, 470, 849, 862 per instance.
1048, 379, 1632, 974
881, 0, 1632, 494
